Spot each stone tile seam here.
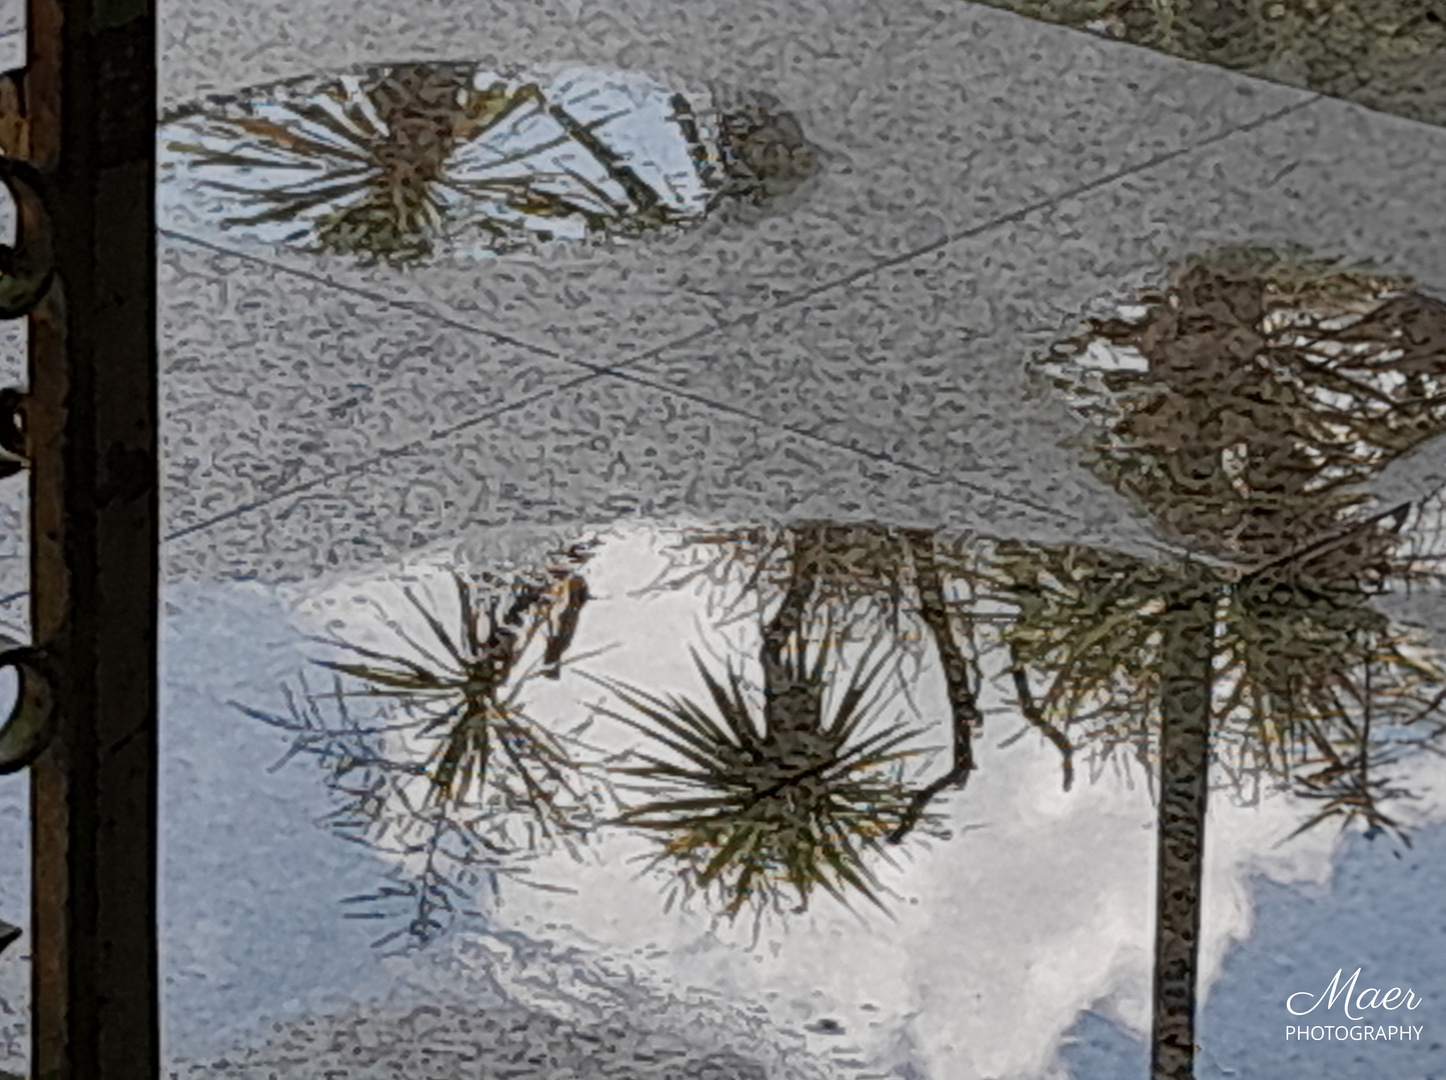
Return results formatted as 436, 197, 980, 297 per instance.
160, 92, 1323, 387
156, 371, 601, 545
156, 228, 575, 367
155, 357, 1192, 569
145, 93, 1323, 558
756, 94, 1324, 312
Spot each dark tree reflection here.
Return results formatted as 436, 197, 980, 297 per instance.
236, 543, 607, 946
599, 523, 931, 920
1031, 247, 1446, 1079
233, 249, 1446, 1080
162, 64, 820, 264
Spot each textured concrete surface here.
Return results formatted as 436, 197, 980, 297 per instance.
144, 0, 1446, 589
0, 0, 1443, 1077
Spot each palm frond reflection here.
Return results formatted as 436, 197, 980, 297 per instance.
597, 632, 925, 920
311, 563, 599, 832
236, 547, 608, 943
648, 523, 999, 847
162, 65, 821, 264
1024, 247, 1446, 837
601, 533, 937, 918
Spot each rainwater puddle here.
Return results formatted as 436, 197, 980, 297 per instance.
159, 62, 819, 264
211, 497, 1446, 1078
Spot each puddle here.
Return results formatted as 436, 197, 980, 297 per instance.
217, 505, 1446, 1078
240, 237, 1446, 915
149, 245, 1446, 1077
159, 63, 819, 264
242, 493, 1446, 923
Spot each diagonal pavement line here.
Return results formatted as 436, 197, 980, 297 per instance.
596, 364, 1207, 563
160, 92, 1323, 389
757, 94, 1325, 312
157, 229, 585, 369
612, 94, 1325, 371
606, 365, 1073, 520
160, 371, 604, 543
145, 91, 1324, 568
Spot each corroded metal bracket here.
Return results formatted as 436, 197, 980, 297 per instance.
0, 62, 56, 773
0, 632, 55, 772
5, 0, 161, 1072
0, 155, 53, 319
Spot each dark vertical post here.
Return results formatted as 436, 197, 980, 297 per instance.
1150, 588, 1216, 1080
21, 0, 159, 1070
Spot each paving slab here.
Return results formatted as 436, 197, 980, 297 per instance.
0, 0, 19, 58
160, 240, 586, 534
1092, 92, 1446, 294
157, 85, 1446, 587
625, 94, 1446, 479
160, 375, 1166, 585
156, 0, 1313, 362
149, 3, 1348, 579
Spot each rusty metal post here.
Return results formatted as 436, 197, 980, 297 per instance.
0, 0, 158, 1071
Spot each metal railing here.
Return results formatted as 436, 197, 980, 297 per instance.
0, 0, 159, 1073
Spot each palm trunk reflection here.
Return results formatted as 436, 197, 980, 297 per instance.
600, 523, 926, 919
1034, 247, 1446, 1078
229, 247, 1446, 1077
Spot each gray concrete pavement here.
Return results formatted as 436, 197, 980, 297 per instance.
143, 2, 1446, 591
1, 0, 1445, 1077
155, 82, 1446, 586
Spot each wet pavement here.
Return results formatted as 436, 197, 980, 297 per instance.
0, 0, 1444, 1077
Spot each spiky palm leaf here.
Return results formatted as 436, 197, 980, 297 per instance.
598, 633, 924, 917
310, 563, 603, 850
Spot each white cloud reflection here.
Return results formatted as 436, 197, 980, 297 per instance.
287, 522, 1446, 1080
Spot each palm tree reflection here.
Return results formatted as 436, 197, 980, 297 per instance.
235, 249, 1446, 1078
163, 64, 819, 264
238, 544, 605, 944
599, 524, 927, 919
596, 252, 1446, 1068
1030, 248, 1446, 1079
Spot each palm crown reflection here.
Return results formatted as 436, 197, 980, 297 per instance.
163, 62, 818, 264
595, 523, 933, 919
238, 250, 1446, 955
1021, 247, 1446, 837
1020, 247, 1446, 1079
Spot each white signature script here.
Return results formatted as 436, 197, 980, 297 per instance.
1287, 968, 1425, 1021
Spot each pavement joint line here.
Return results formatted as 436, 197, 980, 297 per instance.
761, 93, 1324, 312
595, 363, 1076, 521
156, 365, 1066, 542
159, 371, 603, 543
156, 348, 1185, 566
158, 229, 578, 367
557, 94, 1324, 376
595, 365, 1201, 563
157, 324, 1108, 545
149, 90, 1325, 566
159, 90, 1323, 392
